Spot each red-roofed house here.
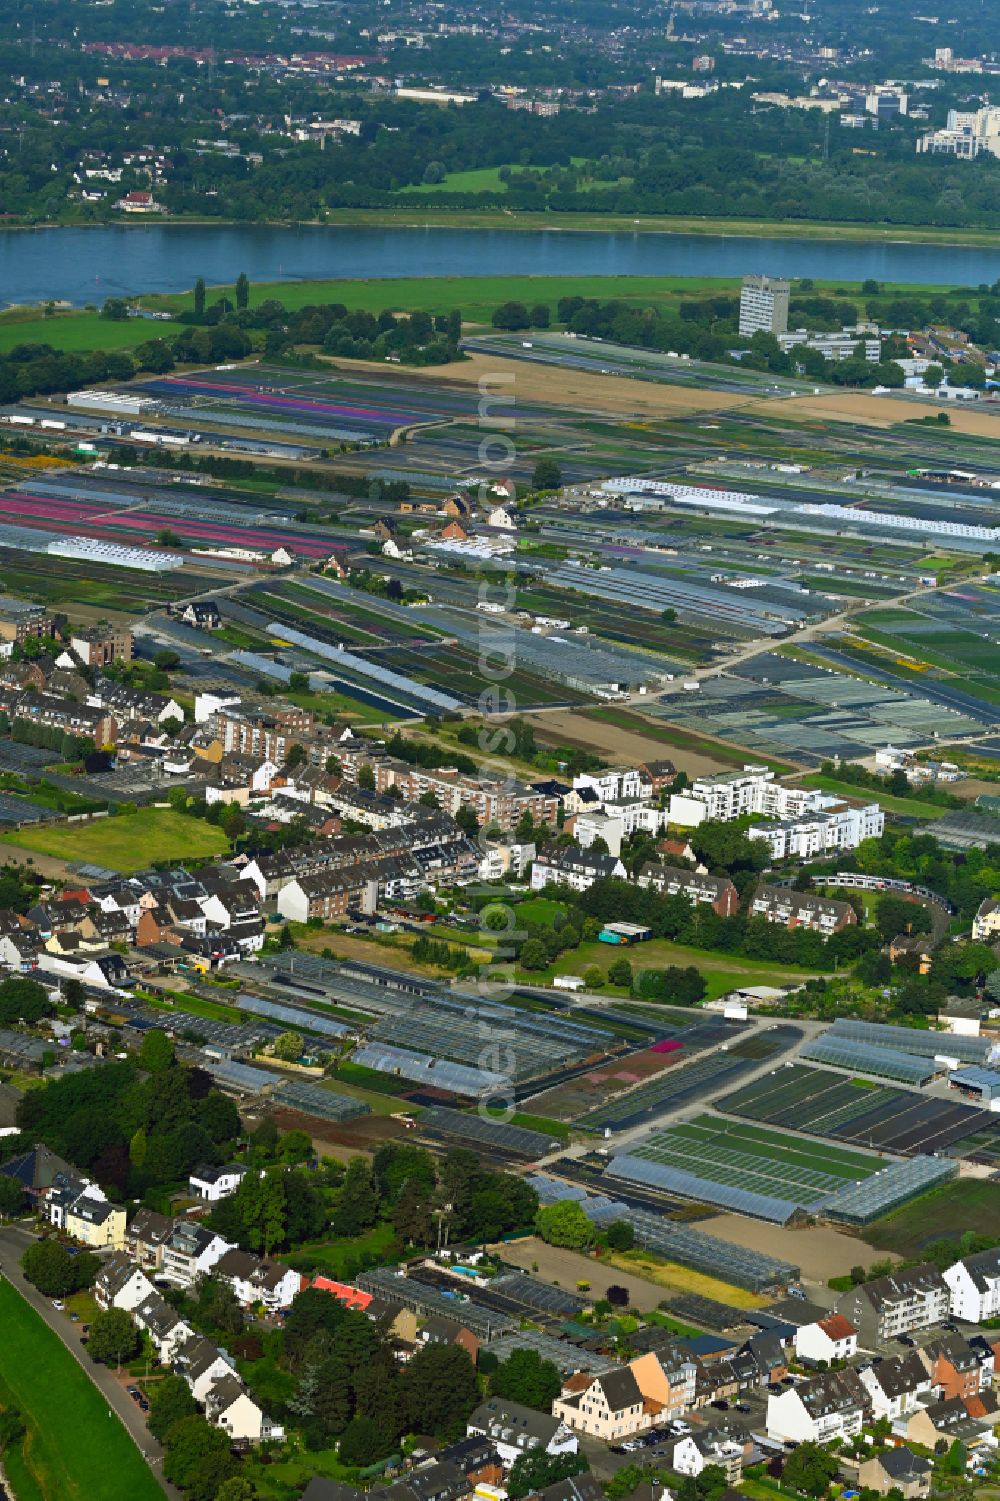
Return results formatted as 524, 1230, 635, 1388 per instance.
794, 1315, 858, 1364
311, 1276, 372, 1311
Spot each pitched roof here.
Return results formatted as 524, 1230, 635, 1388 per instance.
817, 1314, 857, 1341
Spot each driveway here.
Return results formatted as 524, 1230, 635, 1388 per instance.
0, 1223, 179, 1500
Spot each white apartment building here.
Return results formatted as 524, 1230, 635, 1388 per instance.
739, 274, 790, 337
749, 800, 884, 860
943, 1249, 1000, 1323
573, 768, 653, 804
766, 1373, 866, 1444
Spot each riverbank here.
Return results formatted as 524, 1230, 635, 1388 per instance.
14, 206, 1000, 250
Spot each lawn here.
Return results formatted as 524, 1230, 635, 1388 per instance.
538, 938, 818, 1002
0, 1277, 163, 1501
0, 309, 183, 355
801, 773, 952, 819
2, 808, 230, 871
864, 1178, 1000, 1257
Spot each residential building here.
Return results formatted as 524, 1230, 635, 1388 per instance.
739, 275, 790, 338
0, 598, 54, 647
857, 1352, 932, 1419
671, 1432, 745, 1485
467, 1398, 578, 1467
530, 846, 626, 893
855, 1448, 932, 1498
972, 897, 1000, 942
205, 1374, 284, 1444
637, 864, 739, 916
94, 1252, 156, 1312
835, 1264, 951, 1345
65, 1191, 127, 1249
943, 1248, 1000, 1322
749, 884, 857, 935
276, 868, 378, 922
69, 625, 133, 667
766, 1370, 867, 1443
159, 1221, 231, 1286
794, 1315, 858, 1364
189, 1163, 246, 1202
917, 1334, 989, 1401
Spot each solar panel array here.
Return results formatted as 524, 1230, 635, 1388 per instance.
234, 990, 352, 1041
827, 1018, 991, 1065
800, 1033, 936, 1086
823, 1154, 957, 1225
272, 1078, 370, 1122
418, 1106, 560, 1157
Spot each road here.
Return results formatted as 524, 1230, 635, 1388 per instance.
0, 1224, 178, 1501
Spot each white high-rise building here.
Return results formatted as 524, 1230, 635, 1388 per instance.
739, 274, 790, 337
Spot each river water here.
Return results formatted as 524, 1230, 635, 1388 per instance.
1, 222, 997, 305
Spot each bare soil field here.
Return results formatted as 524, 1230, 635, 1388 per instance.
528, 708, 734, 777
749, 390, 1000, 438
700, 1214, 898, 1287
270, 1106, 410, 1162
498, 1234, 765, 1311
336, 351, 752, 419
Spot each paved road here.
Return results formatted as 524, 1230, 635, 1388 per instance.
0, 1224, 178, 1501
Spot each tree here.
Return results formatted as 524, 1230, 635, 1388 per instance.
605, 1220, 635, 1251
402, 1343, 478, 1439
235, 272, 250, 311
153, 648, 181, 671
88, 1308, 140, 1370
535, 1200, 594, 1250
492, 1348, 562, 1411
923, 363, 944, 388
215, 1480, 259, 1501
339, 1414, 391, 1465
139, 1028, 174, 1073
532, 457, 562, 491
62, 977, 86, 1010
781, 1442, 840, 1497
22, 1239, 95, 1297
193, 277, 206, 317
661, 608, 677, 623
508, 1452, 589, 1500
162, 1415, 236, 1501
333, 1157, 379, 1235
0, 1176, 24, 1218
607, 958, 632, 989
357, 764, 376, 791
606, 1284, 629, 1307
148, 1373, 197, 1441
272, 1030, 304, 1061
284, 743, 306, 771
492, 300, 530, 331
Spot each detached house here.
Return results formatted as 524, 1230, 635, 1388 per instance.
794, 1315, 858, 1365
189, 1163, 246, 1202
857, 1352, 932, 1419
95, 1252, 156, 1313
205, 1373, 284, 1444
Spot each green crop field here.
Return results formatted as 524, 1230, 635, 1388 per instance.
864, 1177, 1000, 1254
545, 937, 817, 1002
0, 309, 183, 355
0, 1278, 163, 1501
3, 807, 230, 871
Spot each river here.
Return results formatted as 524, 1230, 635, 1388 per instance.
2, 222, 998, 306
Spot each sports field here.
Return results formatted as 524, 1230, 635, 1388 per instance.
3, 807, 230, 871
0, 1277, 163, 1501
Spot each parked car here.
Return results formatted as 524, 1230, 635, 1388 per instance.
52, 1300, 65, 1311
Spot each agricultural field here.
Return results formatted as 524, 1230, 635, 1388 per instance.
543, 937, 818, 1001
3, 807, 231, 871
0, 308, 183, 354
0, 1278, 163, 1501
864, 1177, 1000, 1257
